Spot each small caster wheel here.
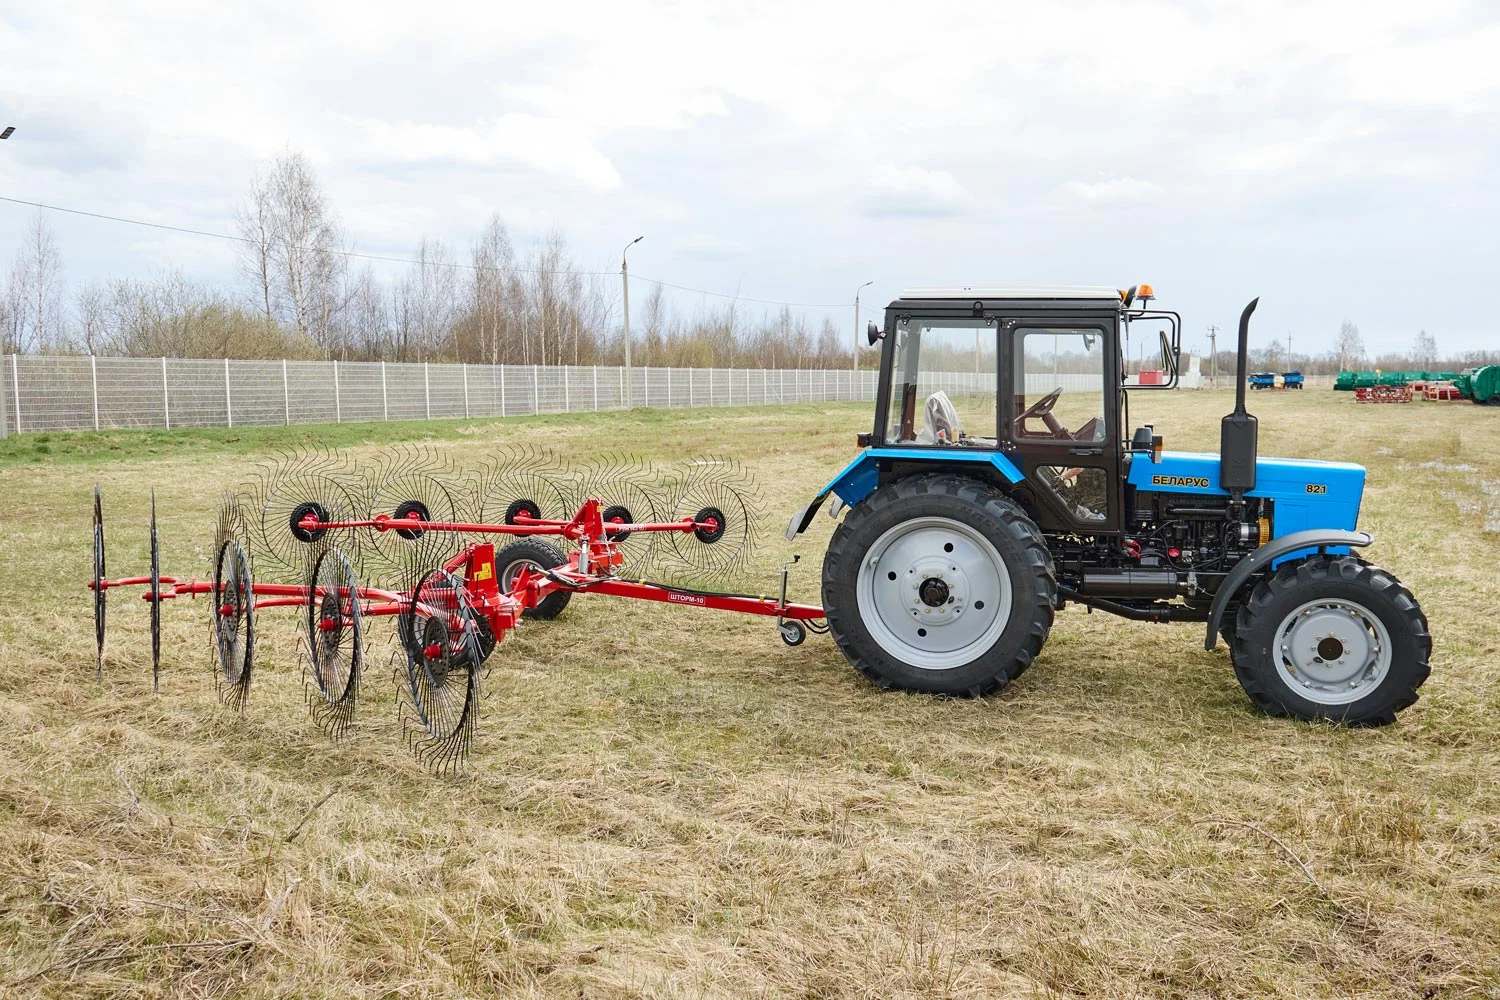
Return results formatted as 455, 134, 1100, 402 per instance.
778, 620, 806, 647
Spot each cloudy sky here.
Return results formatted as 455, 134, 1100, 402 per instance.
1, 0, 1497, 356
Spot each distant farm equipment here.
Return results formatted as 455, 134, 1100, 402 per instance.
1335, 365, 1499, 405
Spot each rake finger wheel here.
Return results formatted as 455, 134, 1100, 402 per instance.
576, 455, 666, 575
243, 447, 364, 583
362, 447, 468, 587
93, 485, 106, 683
398, 568, 484, 774
304, 547, 363, 738
212, 538, 256, 712
660, 458, 764, 585
150, 490, 161, 693
473, 446, 576, 532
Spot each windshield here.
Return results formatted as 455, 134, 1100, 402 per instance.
883, 318, 997, 446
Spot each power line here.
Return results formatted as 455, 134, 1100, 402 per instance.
0, 194, 845, 309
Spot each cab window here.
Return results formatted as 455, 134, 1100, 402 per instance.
1012, 328, 1106, 442
883, 318, 997, 447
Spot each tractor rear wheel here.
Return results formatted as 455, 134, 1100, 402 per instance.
822, 475, 1055, 696
495, 539, 573, 620
1230, 556, 1430, 725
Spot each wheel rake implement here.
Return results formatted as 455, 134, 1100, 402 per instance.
84, 447, 826, 774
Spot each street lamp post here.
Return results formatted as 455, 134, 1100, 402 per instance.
621, 236, 643, 408
853, 280, 873, 375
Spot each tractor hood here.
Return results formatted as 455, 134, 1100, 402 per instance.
1128, 451, 1365, 538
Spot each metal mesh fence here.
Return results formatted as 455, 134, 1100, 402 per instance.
0, 354, 1209, 436
0, 356, 891, 434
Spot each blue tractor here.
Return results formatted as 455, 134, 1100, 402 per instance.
787, 287, 1430, 725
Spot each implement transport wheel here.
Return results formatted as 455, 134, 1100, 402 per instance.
495, 539, 573, 620
1230, 556, 1430, 725
822, 475, 1055, 696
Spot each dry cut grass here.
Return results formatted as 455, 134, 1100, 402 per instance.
1, 390, 1498, 998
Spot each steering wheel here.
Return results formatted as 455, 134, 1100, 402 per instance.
1015, 386, 1068, 437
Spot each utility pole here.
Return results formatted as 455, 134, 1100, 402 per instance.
621, 236, 643, 408
1208, 325, 1219, 388
853, 280, 873, 374
1286, 331, 1292, 370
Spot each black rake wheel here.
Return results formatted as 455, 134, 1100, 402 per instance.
660, 458, 764, 585
304, 547, 363, 737
150, 490, 161, 693
93, 484, 106, 683
212, 538, 256, 711
398, 569, 484, 773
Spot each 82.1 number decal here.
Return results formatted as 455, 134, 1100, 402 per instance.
1305, 483, 1328, 494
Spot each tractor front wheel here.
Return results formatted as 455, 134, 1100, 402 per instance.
822, 475, 1055, 696
1230, 556, 1430, 725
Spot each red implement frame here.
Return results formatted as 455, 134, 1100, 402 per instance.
91, 497, 825, 660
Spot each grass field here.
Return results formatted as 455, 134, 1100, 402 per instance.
2, 390, 1498, 999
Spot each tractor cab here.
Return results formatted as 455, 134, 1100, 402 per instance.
862, 285, 1180, 535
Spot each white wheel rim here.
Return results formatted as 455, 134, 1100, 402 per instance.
501, 558, 547, 591
1274, 597, 1392, 705
855, 516, 1013, 670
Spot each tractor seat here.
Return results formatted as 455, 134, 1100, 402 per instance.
917, 391, 963, 445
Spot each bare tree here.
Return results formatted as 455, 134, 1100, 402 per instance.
235, 169, 277, 331
8, 212, 65, 353
1412, 329, 1437, 368
1336, 320, 1364, 371
75, 281, 109, 355
234, 150, 345, 355
411, 237, 456, 360
470, 216, 513, 365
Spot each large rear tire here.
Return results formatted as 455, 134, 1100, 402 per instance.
1230, 555, 1430, 725
822, 475, 1055, 696
495, 539, 573, 620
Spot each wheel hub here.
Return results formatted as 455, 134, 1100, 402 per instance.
1275, 599, 1391, 703
919, 576, 950, 608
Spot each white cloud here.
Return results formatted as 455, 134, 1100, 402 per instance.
1060, 177, 1164, 204
352, 115, 623, 192
860, 166, 976, 218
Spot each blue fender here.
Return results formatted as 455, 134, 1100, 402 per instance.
785, 448, 1025, 540
1204, 529, 1373, 650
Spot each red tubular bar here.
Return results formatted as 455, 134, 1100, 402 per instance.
549, 577, 825, 620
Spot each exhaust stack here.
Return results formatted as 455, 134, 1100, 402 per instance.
1219, 298, 1260, 501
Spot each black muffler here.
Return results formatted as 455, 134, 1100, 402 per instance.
1219, 298, 1259, 500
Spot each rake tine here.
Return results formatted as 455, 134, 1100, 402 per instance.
471, 444, 578, 533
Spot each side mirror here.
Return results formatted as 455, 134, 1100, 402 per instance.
866, 320, 883, 346
1159, 330, 1177, 376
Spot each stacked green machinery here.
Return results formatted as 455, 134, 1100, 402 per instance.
1455, 366, 1500, 405
1334, 369, 1471, 391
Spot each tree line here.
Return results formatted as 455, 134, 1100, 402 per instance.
0, 151, 868, 369
1193, 321, 1500, 378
